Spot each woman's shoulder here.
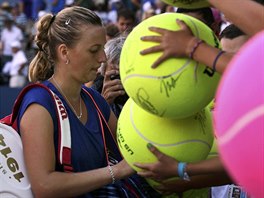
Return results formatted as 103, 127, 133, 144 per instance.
23, 83, 55, 103
20, 82, 58, 114
17, 82, 58, 131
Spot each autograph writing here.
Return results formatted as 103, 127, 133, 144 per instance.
136, 88, 159, 115
160, 74, 182, 98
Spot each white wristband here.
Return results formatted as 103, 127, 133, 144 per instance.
108, 165, 115, 184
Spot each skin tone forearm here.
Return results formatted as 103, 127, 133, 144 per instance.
187, 39, 234, 74
134, 144, 233, 194
186, 173, 232, 189
140, 19, 233, 74
135, 144, 229, 179
186, 157, 227, 176
140, 0, 264, 72
27, 161, 131, 198
209, 0, 264, 36
155, 173, 232, 194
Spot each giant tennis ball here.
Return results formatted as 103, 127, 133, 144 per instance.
117, 98, 214, 197
120, 13, 221, 119
117, 98, 214, 171
214, 31, 264, 198
161, 0, 210, 9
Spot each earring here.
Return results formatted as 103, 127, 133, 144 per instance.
65, 59, 69, 64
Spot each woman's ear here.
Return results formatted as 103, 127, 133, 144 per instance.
57, 43, 69, 63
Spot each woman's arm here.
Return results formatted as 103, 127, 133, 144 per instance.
140, 19, 233, 74
20, 104, 133, 198
188, 39, 233, 74
154, 173, 232, 195
186, 157, 227, 176
209, 0, 264, 36
134, 144, 231, 182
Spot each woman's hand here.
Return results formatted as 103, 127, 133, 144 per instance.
140, 19, 196, 68
134, 143, 179, 182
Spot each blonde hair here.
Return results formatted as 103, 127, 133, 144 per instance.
29, 6, 102, 82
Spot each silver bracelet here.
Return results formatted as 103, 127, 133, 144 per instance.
108, 165, 115, 184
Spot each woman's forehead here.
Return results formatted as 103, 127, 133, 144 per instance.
79, 25, 106, 42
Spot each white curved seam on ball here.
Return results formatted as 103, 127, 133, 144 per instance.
129, 102, 212, 149
218, 104, 264, 145
123, 59, 192, 83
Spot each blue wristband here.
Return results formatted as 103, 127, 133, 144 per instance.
178, 162, 186, 179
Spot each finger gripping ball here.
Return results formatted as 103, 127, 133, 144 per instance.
161, 0, 210, 9
117, 98, 214, 171
214, 31, 264, 198
120, 13, 221, 119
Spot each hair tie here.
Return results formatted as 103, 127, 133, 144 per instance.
48, 15, 56, 29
